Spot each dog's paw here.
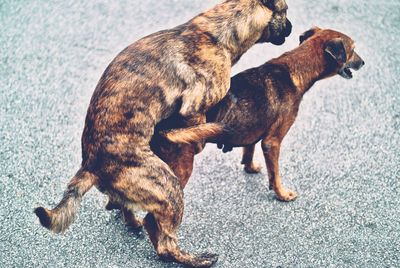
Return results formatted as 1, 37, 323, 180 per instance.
244, 162, 262, 174
192, 252, 219, 267
160, 251, 218, 268
275, 188, 298, 202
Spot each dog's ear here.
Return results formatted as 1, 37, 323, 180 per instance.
325, 38, 347, 65
299, 27, 320, 44
261, 0, 279, 10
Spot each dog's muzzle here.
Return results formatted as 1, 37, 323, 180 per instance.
338, 52, 365, 79
269, 19, 292, 45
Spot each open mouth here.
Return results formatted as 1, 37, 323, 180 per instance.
339, 67, 353, 79
344, 67, 353, 78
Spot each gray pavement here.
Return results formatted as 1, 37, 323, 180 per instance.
1, 0, 399, 267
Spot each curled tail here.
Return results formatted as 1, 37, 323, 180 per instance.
161, 123, 225, 144
34, 168, 97, 233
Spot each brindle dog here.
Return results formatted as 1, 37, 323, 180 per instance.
34, 0, 291, 267
158, 28, 365, 202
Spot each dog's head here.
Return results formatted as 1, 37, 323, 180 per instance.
299, 27, 365, 79
257, 0, 292, 45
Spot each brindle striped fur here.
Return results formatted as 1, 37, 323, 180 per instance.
35, 0, 291, 267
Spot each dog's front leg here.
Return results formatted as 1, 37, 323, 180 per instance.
182, 114, 207, 154
261, 137, 297, 201
179, 68, 231, 154
241, 144, 262, 173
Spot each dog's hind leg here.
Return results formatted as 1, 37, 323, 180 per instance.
121, 207, 143, 228
112, 154, 218, 267
144, 211, 218, 268
241, 144, 262, 174
105, 197, 143, 228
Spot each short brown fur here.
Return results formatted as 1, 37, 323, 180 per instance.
159, 28, 364, 201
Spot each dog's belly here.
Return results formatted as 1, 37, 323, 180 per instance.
211, 106, 269, 147
229, 132, 264, 146
224, 129, 265, 147
210, 119, 267, 147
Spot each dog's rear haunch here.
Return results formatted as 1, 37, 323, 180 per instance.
34, 0, 291, 267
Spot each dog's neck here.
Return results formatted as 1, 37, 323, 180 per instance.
270, 39, 332, 95
190, 1, 271, 64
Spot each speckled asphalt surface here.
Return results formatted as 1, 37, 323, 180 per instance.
1, 0, 399, 267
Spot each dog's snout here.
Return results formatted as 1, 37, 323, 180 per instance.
357, 59, 365, 70
351, 52, 365, 70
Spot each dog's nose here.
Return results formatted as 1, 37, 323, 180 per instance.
285, 19, 292, 37
357, 59, 365, 69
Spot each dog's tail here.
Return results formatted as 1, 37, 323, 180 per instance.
161, 123, 225, 144
34, 168, 98, 234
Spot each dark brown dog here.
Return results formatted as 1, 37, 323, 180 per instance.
158, 28, 365, 202
34, 1, 291, 267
